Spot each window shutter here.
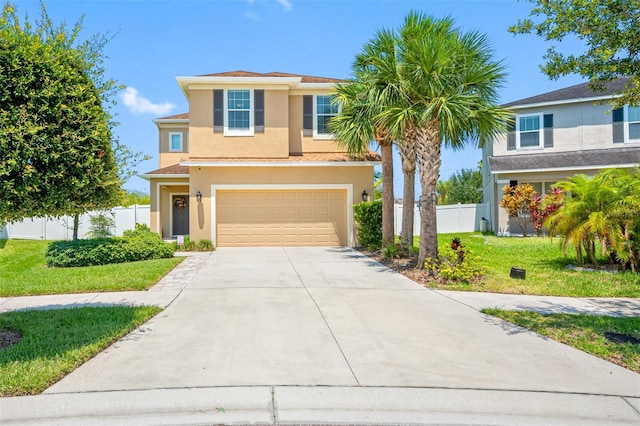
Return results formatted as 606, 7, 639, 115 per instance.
507, 116, 516, 150
303, 95, 313, 136
612, 107, 624, 143
543, 114, 554, 148
213, 90, 224, 132
254, 90, 264, 133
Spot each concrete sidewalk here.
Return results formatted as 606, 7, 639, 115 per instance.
1, 247, 639, 425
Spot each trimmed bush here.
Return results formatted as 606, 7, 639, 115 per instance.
354, 200, 383, 249
46, 224, 175, 267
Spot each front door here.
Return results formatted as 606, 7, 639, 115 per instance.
172, 195, 189, 236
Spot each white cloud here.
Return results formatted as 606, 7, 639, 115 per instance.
120, 87, 175, 115
244, 10, 262, 21
277, 0, 292, 12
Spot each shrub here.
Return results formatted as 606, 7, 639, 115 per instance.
354, 200, 382, 249
424, 240, 486, 284
46, 225, 175, 267
195, 239, 215, 252
87, 212, 115, 238
382, 243, 400, 259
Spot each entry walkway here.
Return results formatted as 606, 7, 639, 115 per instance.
1, 247, 639, 425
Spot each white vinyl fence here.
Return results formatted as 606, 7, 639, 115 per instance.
0, 205, 150, 240
394, 202, 490, 235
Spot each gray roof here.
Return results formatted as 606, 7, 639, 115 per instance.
488, 146, 640, 173
503, 77, 632, 107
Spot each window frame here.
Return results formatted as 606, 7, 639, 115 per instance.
224, 89, 254, 137
168, 132, 183, 152
625, 105, 640, 143
313, 94, 340, 139
515, 113, 543, 150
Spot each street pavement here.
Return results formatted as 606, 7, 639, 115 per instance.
1, 247, 639, 425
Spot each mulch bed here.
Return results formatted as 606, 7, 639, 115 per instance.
0, 329, 23, 350
359, 249, 438, 287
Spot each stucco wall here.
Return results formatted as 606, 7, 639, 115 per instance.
187, 165, 374, 241
494, 102, 621, 157
188, 88, 290, 158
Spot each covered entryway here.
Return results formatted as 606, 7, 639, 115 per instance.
216, 189, 347, 246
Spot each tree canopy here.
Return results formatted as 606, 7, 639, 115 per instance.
510, 0, 640, 108
438, 165, 483, 205
0, 3, 123, 223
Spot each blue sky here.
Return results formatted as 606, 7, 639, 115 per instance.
12, 0, 585, 196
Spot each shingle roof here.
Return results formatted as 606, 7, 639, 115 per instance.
156, 112, 189, 120
197, 70, 343, 83
143, 164, 189, 175
488, 146, 640, 173
503, 77, 633, 107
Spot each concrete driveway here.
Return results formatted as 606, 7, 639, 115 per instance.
45, 247, 639, 397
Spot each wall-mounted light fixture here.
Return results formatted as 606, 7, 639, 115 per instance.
196, 191, 202, 203
361, 190, 369, 202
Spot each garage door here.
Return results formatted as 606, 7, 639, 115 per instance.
216, 189, 347, 247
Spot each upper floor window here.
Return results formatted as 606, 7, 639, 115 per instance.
303, 95, 340, 139
213, 89, 264, 136
225, 90, 252, 136
508, 113, 553, 151
169, 132, 183, 152
613, 105, 640, 144
518, 114, 542, 148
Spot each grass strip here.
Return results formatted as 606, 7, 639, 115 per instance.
417, 233, 640, 297
0, 306, 161, 396
482, 309, 640, 373
0, 239, 183, 296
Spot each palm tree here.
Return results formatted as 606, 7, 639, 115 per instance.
546, 168, 640, 271
377, 13, 509, 267
331, 78, 395, 247
354, 28, 418, 256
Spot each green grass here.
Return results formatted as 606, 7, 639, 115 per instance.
415, 233, 640, 297
0, 239, 183, 297
482, 309, 640, 373
0, 306, 161, 395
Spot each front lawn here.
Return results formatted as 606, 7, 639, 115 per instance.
482, 309, 640, 373
411, 233, 639, 297
0, 239, 183, 297
0, 306, 161, 396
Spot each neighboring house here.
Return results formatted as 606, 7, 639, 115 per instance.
141, 71, 379, 247
482, 77, 640, 235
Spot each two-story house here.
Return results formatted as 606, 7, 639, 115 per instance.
141, 71, 379, 247
482, 77, 640, 235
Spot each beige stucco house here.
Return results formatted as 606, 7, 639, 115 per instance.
141, 71, 379, 247
482, 77, 640, 235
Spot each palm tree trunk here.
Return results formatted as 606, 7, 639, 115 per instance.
398, 131, 417, 256
416, 121, 441, 269
381, 140, 395, 246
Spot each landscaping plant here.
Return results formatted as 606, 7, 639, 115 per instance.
46, 224, 174, 267
546, 168, 640, 272
354, 200, 383, 249
498, 183, 536, 236
424, 238, 485, 284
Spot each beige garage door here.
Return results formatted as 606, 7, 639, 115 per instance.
216, 189, 347, 247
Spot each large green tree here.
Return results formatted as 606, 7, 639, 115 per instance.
376, 13, 508, 267
0, 3, 123, 237
439, 165, 483, 205
510, 0, 640, 108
